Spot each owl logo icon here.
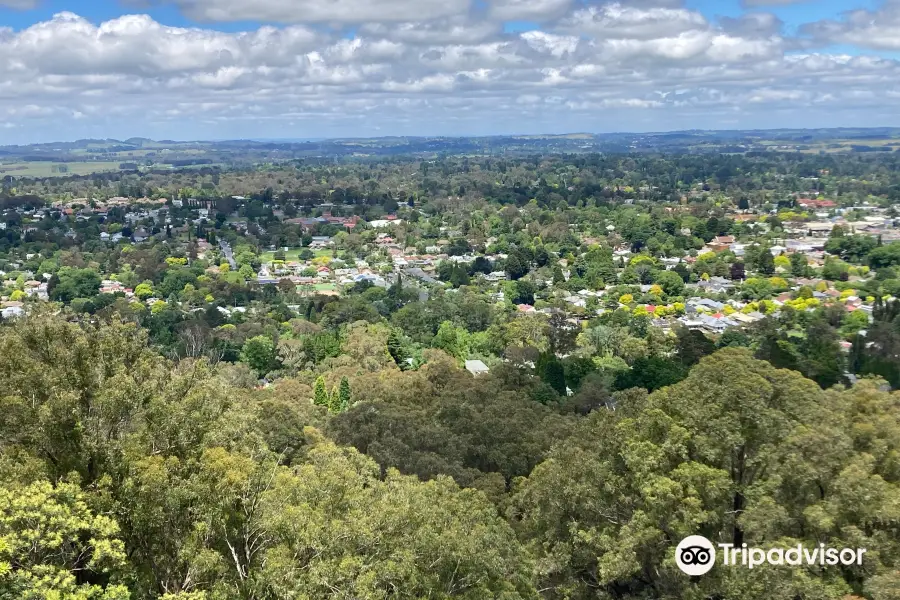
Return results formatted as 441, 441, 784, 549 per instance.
676, 536, 716, 576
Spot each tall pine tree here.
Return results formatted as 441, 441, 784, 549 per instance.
328, 386, 340, 413
339, 377, 352, 412
387, 328, 408, 370
313, 376, 328, 407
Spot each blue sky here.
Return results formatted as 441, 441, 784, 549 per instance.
0, 0, 898, 143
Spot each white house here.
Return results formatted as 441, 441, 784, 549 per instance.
465, 360, 490, 376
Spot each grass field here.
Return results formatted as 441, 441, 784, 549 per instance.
0, 161, 123, 177
758, 138, 900, 154
260, 248, 332, 263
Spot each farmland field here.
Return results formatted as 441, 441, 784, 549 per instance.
0, 161, 123, 177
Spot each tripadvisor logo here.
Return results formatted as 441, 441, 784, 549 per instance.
675, 536, 867, 576
676, 536, 717, 576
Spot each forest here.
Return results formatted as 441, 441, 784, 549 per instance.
1, 313, 900, 600
2, 147, 900, 599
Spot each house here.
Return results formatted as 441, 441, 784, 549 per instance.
697, 277, 734, 293
698, 314, 730, 333
369, 219, 403, 228
1, 305, 24, 319
806, 223, 835, 237
465, 360, 490, 376
404, 268, 438, 284
564, 295, 587, 308
691, 298, 725, 311
1, 299, 25, 318
100, 280, 125, 294
708, 236, 735, 252
798, 199, 837, 210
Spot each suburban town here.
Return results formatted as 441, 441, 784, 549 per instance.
2, 181, 897, 382
4, 147, 900, 600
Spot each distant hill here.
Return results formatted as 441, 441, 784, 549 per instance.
2, 128, 900, 166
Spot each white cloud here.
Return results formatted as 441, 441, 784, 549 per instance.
360, 19, 500, 45
0, 6, 898, 142
487, 0, 573, 22
719, 12, 783, 37
520, 31, 579, 58
801, 0, 900, 51
150, 0, 472, 23
557, 3, 708, 40
0, 0, 39, 8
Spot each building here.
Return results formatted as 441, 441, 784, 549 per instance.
465, 360, 490, 376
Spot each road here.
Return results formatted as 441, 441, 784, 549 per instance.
219, 239, 237, 269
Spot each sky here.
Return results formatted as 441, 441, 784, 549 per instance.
1, 0, 900, 143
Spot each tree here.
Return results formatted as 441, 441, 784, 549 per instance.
718, 328, 751, 348
240, 335, 277, 378
675, 326, 716, 366
552, 265, 565, 285
790, 252, 810, 277
868, 242, 900, 269
0, 479, 129, 600
799, 317, 845, 388
433, 321, 469, 360
258, 442, 538, 599
673, 262, 691, 282
449, 263, 470, 288
387, 328, 409, 370
338, 376, 352, 412
513, 350, 899, 600
613, 355, 687, 391
328, 385, 339, 412
313, 375, 329, 407
730, 260, 746, 280
510, 280, 536, 305
48, 267, 101, 304
757, 248, 775, 275
471, 256, 493, 275
134, 282, 154, 300
654, 269, 685, 297
537, 352, 566, 396
327, 366, 571, 486
504, 250, 530, 281
823, 257, 850, 281
825, 234, 877, 262
238, 264, 256, 280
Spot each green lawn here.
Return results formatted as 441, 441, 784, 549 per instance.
261, 248, 331, 263
296, 282, 339, 296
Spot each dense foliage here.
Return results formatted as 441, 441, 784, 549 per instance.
1, 313, 899, 599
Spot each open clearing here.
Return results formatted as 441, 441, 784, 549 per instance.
260, 248, 332, 263
0, 161, 123, 177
